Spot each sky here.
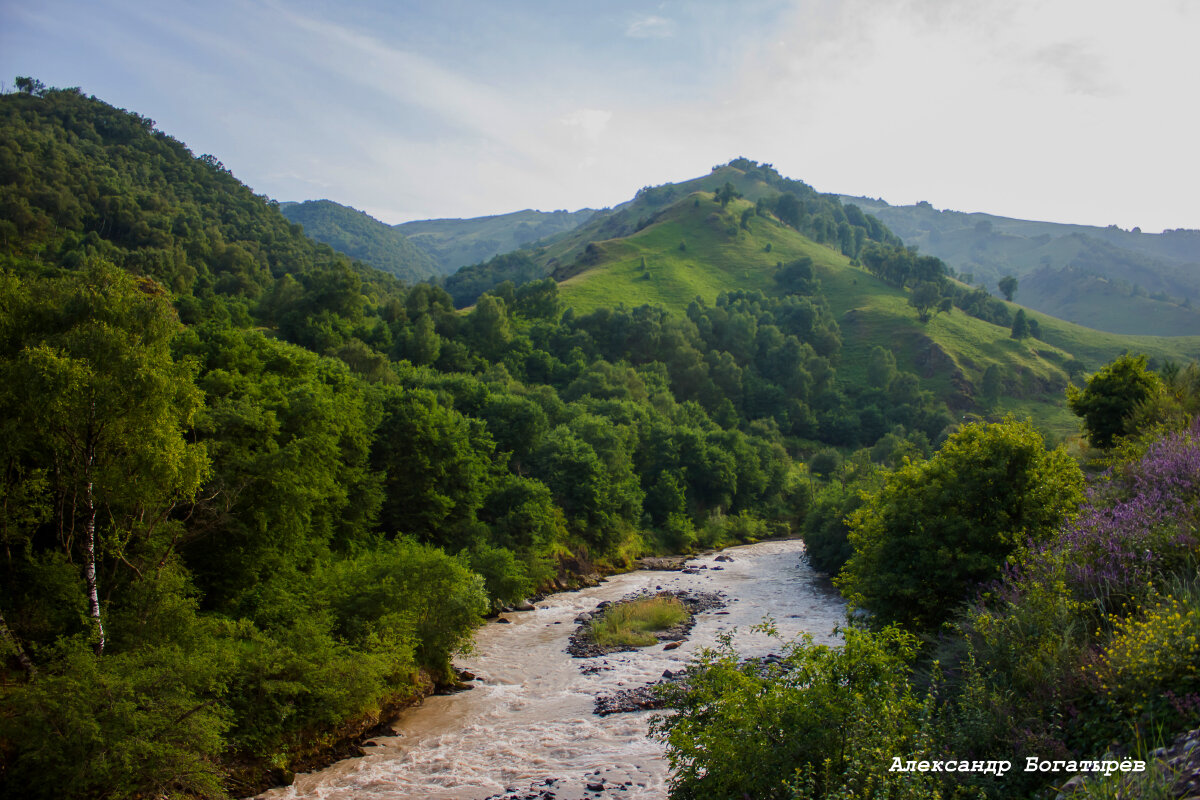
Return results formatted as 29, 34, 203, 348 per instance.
2, 0, 1197, 232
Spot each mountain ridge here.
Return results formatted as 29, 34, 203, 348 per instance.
841, 196, 1200, 336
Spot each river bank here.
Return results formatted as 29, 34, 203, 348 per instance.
235, 547, 727, 795
253, 539, 843, 800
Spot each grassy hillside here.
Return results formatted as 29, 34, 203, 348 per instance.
844, 197, 1200, 336
554, 190, 1200, 438
540, 160, 897, 274
280, 199, 439, 283
1020, 264, 1200, 336
397, 208, 597, 274
444, 159, 898, 310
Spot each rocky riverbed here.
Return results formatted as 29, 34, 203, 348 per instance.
592, 652, 791, 716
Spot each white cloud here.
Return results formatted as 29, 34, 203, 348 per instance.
663, 0, 1200, 231
561, 109, 613, 144
13, 0, 1193, 231
626, 15, 676, 39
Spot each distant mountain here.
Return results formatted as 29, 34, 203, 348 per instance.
396, 208, 597, 275
279, 199, 439, 283
841, 198, 1200, 336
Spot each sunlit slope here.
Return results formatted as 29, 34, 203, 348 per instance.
555, 192, 1200, 430
537, 164, 799, 269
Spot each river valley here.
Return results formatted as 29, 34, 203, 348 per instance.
257, 539, 845, 800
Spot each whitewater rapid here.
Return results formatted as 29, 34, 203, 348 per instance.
257, 539, 844, 800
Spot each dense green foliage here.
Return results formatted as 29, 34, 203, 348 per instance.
0, 86, 961, 797
5, 84, 1198, 800
663, 362, 1200, 799
279, 199, 439, 283
1067, 352, 1162, 448
655, 625, 939, 800
837, 418, 1084, 630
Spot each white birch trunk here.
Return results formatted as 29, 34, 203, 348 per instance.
84, 474, 105, 655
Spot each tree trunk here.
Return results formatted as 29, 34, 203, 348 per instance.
0, 605, 36, 679
84, 475, 105, 655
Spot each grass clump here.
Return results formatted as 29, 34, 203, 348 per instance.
589, 595, 689, 647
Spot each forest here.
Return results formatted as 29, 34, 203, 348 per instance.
1, 83, 1197, 800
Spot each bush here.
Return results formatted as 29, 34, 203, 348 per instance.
697, 510, 768, 549
653, 625, 939, 800
462, 542, 534, 611
319, 538, 487, 677
838, 417, 1084, 630
0, 639, 231, 800
801, 481, 867, 576
1090, 585, 1200, 738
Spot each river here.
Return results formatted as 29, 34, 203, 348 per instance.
257, 539, 844, 800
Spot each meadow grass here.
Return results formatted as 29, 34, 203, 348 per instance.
554, 188, 1200, 435
589, 594, 689, 647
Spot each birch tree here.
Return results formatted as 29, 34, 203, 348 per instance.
0, 263, 207, 656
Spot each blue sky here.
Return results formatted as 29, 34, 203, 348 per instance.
3, 0, 1197, 232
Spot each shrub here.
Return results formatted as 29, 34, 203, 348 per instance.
697, 510, 767, 549
838, 417, 1084, 630
1090, 585, 1200, 737
801, 481, 867, 576
462, 542, 534, 611
653, 625, 939, 800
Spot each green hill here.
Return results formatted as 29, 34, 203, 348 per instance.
550, 184, 1200, 437
444, 159, 898, 308
279, 199, 439, 283
397, 207, 598, 274
843, 198, 1200, 336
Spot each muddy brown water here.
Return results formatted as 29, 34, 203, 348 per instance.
256, 539, 844, 800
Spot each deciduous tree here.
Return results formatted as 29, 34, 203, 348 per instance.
837, 417, 1083, 630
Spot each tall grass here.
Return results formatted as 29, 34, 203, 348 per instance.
589, 595, 688, 647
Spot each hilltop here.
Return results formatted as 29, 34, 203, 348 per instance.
529, 163, 1200, 435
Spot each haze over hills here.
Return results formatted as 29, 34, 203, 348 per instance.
843, 197, 1200, 336
283, 165, 1200, 339
396, 208, 598, 275
272, 158, 1200, 437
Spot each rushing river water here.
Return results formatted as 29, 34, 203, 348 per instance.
257, 539, 844, 800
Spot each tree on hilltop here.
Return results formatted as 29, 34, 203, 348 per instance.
716, 182, 742, 208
